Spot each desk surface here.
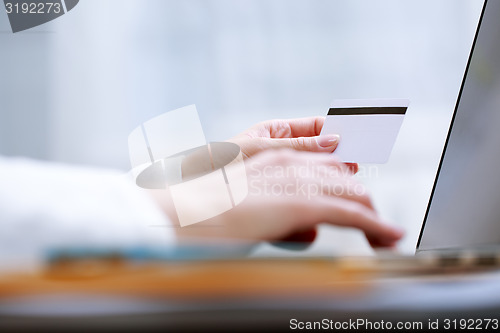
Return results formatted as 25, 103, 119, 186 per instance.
2, 257, 500, 331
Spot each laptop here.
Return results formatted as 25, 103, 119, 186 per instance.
415, 0, 500, 257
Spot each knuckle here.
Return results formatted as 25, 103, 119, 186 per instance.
326, 156, 345, 170
357, 192, 373, 207
344, 202, 372, 226
346, 180, 371, 202
292, 137, 309, 150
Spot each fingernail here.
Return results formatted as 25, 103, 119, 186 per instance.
317, 135, 340, 148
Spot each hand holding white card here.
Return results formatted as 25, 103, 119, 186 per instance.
320, 99, 409, 164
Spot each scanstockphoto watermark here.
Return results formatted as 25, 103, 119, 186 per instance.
289, 318, 500, 331
3, 0, 80, 33
248, 160, 380, 200
290, 318, 424, 331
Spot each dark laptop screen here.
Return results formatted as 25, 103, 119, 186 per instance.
418, 0, 500, 251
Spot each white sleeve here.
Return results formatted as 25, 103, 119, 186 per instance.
0, 157, 175, 272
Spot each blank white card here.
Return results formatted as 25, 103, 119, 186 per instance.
320, 99, 409, 164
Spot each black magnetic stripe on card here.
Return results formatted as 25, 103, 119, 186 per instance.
328, 107, 407, 116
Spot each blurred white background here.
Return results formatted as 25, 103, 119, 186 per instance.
0, 0, 483, 254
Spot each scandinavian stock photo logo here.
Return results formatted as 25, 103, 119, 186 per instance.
4, 0, 79, 33
128, 105, 249, 227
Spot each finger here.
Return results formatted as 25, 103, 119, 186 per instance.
297, 150, 358, 176
266, 117, 325, 138
280, 156, 372, 209
295, 197, 404, 248
254, 150, 359, 198
301, 150, 355, 176
249, 150, 372, 208
345, 163, 359, 174
288, 117, 326, 138
271, 228, 318, 250
280, 228, 318, 243
266, 135, 339, 153
318, 177, 375, 210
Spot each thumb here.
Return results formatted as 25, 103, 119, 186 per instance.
269, 134, 340, 153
